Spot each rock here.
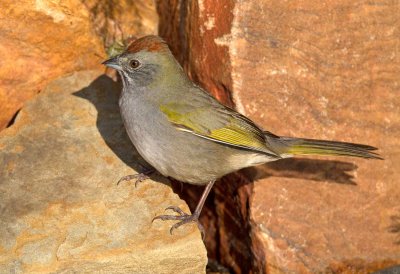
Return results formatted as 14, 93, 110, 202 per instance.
0, 1, 105, 131
0, 70, 207, 273
157, 0, 400, 272
82, 0, 158, 50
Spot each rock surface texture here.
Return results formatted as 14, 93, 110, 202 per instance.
0, 71, 207, 273
82, 0, 158, 49
157, 0, 400, 272
0, 0, 105, 131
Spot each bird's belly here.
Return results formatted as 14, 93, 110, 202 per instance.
131, 127, 272, 184
129, 124, 226, 184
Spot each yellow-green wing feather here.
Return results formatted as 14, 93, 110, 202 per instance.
160, 102, 279, 157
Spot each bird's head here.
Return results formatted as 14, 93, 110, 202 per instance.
103, 35, 184, 88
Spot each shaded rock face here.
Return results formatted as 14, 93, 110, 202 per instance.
157, 0, 400, 273
0, 71, 207, 273
156, 0, 234, 107
0, 1, 106, 131
82, 0, 158, 49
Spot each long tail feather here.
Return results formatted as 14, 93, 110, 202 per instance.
274, 137, 382, 159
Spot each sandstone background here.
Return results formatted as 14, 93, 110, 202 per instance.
1, 0, 399, 273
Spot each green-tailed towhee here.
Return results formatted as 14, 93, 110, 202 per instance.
103, 35, 381, 236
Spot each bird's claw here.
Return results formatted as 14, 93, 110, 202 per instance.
165, 205, 186, 216
117, 173, 150, 187
152, 206, 205, 239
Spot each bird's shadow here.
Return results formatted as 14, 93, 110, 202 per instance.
72, 74, 157, 182
73, 74, 361, 189
246, 157, 358, 185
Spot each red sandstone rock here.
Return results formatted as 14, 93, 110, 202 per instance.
158, 0, 400, 272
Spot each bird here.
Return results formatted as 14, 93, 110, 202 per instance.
102, 35, 381, 236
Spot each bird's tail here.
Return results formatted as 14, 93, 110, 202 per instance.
269, 136, 382, 159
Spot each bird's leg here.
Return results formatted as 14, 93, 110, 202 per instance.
152, 180, 216, 238
117, 167, 154, 187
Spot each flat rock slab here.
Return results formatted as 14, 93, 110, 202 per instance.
0, 70, 207, 273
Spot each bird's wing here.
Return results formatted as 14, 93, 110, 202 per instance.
160, 87, 280, 157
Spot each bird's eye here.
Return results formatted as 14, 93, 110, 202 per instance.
129, 59, 141, 69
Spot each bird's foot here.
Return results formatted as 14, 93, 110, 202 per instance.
117, 169, 153, 187
152, 206, 205, 238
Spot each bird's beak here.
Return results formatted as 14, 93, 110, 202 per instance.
102, 56, 122, 70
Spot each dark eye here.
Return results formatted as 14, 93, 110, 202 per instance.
129, 59, 140, 69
